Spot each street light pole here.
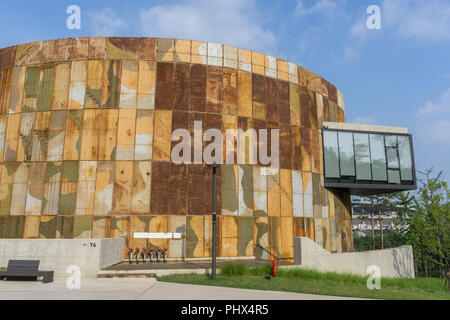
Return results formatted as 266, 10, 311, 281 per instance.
209, 164, 218, 279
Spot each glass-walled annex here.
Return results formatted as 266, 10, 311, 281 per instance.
322, 127, 416, 195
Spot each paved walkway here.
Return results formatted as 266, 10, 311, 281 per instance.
0, 278, 362, 300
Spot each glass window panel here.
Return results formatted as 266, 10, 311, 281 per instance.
338, 131, 355, 176
369, 134, 387, 181
398, 136, 413, 181
386, 147, 400, 169
385, 135, 397, 147
388, 170, 400, 184
354, 133, 371, 180
323, 131, 340, 178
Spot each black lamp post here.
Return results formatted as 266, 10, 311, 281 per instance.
208, 163, 219, 279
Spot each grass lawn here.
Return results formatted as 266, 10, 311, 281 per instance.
157, 264, 450, 300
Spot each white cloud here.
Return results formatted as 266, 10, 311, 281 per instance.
87, 8, 126, 36
420, 120, 450, 144
353, 116, 377, 125
416, 88, 450, 116
138, 0, 276, 52
382, 0, 450, 42
296, 0, 340, 17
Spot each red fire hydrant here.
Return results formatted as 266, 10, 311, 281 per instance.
272, 259, 278, 277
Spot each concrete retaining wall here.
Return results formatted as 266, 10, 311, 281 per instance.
0, 237, 124, 278
293, 237, 415, 278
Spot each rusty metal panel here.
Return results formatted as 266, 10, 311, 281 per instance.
36, 64, 55, 111
300, 127, 312, 172
281, 217, 294, 259
269, 216, 281, 258
1, 46, 16, 70
131, 161, 151, 214
206, 66, 223, 113
47, 110, 67, 161
75, 161, 97, 215
129, 216, 149, 249
5, 113, 20, 161
63, 110, 83, 160
6, 216, 24, 238
88, 37, 107, 60
148, 216, 168, 250
0, 69, 12, 114
157, 38, 174, 62
0, 164, 17, 215
174, 39, 191, 63
106, 37, 139, 60
224, 45, 237, 69
305, 217, 315, 242
267, 168, 280, 217
8, 67, 26, 114
73, 216, 93, 238
0, 115, 7, 160
169, 162, 187, 216
238, 48, 251, 72
314, 218, 323, 247
312, 173, 321, 218
238, 71, 252, 118
155, 62, 173, 110
278, 80, 290, 124
92, 216, 111, 238
52, 63, 70, 110
135, 109, 153, 160
253, 217, 268, 259
25, 162, 46, 216
189, 64, 206, 112
302, 172, 313, 217
113, 161, 133, 214
293, 217, 305, 238
72, 37, 89, 60
22, 66, 40, 112
59, 161, 79, 215
223, 68, 238, 115
153, 110, 172, 161
102, 60, 121, 108
94, 161, 115, 216
137, 60, 156, 110
221, 216, 238, 257
280, 169, 292, 217
80, 109, 100, 160
139, 38, 156, 61
150, 161, 169, 215
168, 215, 186, 258
55, 38, 73, 62
116, 109, 136, 160
23, 216, 40, 238
119, 60, 138, 109
31, 111, 51, 161
253, 167, 267, 217
292, 170, 303, 217
111, 216, 129, 256
15, 41, 43, 66
68, 61, 87, 109
42, 162, 61, 216
17, 111, 35, 162
221, 164, 238, 216
251, 51, 265, 75
238, 165, 253, 217
172, 63, 190, 111
85, 60, 104, 109
56, 216, 74, 239
186, 215, 204, 258
41, 40, 57, 63
290, 83, 300, 126
98, 109, 118, 161
277, 59, 288, 81
238, 217, 253, 256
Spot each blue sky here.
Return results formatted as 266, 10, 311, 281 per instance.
1, 0, 449, 180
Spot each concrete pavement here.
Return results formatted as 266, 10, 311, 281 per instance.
0, 278, 362, 300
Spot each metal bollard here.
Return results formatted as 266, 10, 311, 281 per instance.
142, 248, 147, 264
156, 248, 161, 263
135, 248, 140, 265
163, 248, 168, 263
128, 248, 133, 264
149, 248, 154, 263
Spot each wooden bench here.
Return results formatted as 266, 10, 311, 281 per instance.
0, 260, 54, 283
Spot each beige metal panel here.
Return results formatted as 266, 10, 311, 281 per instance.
112, 161, 133, 214
134, 109, 153, 160
75, 161, 97, 215
68, 60, 87, 109
98, 109, 118, 161
116, 109, 136, 160
131, 161, 151, 214
94, 161, 114, 216
8, 67, 26, 114
80, 109, 101, 160
137, 60, 156, 110
31, 111, 51, 161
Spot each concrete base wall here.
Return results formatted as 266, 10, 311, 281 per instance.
0, 237, 124, 278
293, 237, 415, 278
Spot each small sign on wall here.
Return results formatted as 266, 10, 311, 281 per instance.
133, 232, 183, 239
